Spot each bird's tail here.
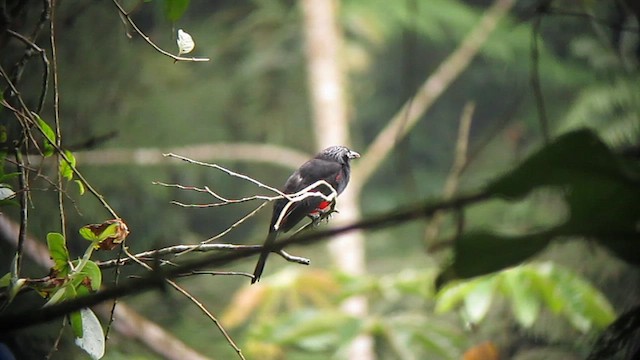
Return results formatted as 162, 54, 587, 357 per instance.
252, 231, 277, 284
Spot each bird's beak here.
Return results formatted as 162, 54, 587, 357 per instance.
348, 150, 360, 159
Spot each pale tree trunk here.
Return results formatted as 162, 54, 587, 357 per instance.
300, 0, 374, 360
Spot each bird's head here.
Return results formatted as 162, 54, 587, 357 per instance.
318, 145, 360, 164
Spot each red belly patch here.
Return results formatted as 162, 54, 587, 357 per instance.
309, 200, 332, 217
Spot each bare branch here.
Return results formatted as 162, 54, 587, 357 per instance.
121, 247, 246, 360
73, 143, 310, 170
110, 0, 210, 62
424, 102, 475, 245
0, 190, 491, 332
353, 0, 516, 191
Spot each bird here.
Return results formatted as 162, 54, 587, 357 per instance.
251, 145, 360, 283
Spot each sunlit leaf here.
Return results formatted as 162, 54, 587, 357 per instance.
36, 115, 56, 157
0, 272, 9, 287
70, 310, 83, 338
75, 180, 85, 195
59, 150, 76, 181
74, 308, 105, 360
45, 281, 76, 307
47, 232, 70, 276
79, 219, 129, 250
0, 186, 15, 201
462, 277, 496, 323
177, 29, 195, 55
500, 268, 540, 327
73, 260, 102, 292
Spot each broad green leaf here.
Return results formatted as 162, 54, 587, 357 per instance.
74, 308, 105, 359
70, 310, 83, 338
485, 129, 640, 264
36, 115, 56, 157
0, 272, 9, 287
486, 129, 631, 199
435, 281, 477, 314
45, 282, 76, 307
546, 264, 616, 332
72, 260, 102, 292
163, 0, 190, 22
462, 277, 496, 323
451, 231, 551, 279
47, 232, 70, 276
500, 268, 540, 327
59, 150, 76, 181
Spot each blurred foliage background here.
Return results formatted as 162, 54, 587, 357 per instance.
1, 0, 639, 359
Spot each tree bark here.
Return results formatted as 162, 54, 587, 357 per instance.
300, 0, 374, 359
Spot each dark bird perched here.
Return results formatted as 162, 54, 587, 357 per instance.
251, 145, 360, 283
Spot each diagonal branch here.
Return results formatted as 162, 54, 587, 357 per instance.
110, 0, 210, 62
352, 0, 515, 191
0, 190, 491, 332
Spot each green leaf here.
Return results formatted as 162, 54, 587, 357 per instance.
0, 172, 20, 182
59, 150, 76, 181
462, 277, 496, 323
486, 129, 640, 239
500, 268, 540, 327
544, 263, 616, 332
70, 310, 84, 338
0, 125, 7, 143
75, 180, 85, 195
74, 308, 105, 359
72, 260, 102, 292
36, 115, 56, 157
79, 223, 119, 242
163, 0, 190, 22
435, 281, 475, 314
47, 232, 70, 276
450, 230, 551, 279
45, 281, 77, 307
0, 272, 10, 287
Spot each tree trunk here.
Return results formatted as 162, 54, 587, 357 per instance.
300, 0, 374, 359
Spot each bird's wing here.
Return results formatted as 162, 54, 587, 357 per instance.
272, 158, 343, 233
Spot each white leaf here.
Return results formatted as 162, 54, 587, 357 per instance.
177, 29, 195, 55
74, 308, 105, 360
0, 186, 15, 201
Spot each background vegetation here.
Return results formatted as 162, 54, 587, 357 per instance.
0, 0, 639, 359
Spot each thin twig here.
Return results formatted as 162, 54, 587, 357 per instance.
164, 153, 286, 196
110, 0, 210, 62
424, 102, 475, 245
154, 181, 279, 207
0, 190, 491, 332
530, 12, 550, 144
50, 0, 67, 244
176, 270, 254, 278
96, 243, 311, 268
14, 151, 28, 275
121, 247, 246, 360
6, 29, 50, 113
0, 65, 120, 219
